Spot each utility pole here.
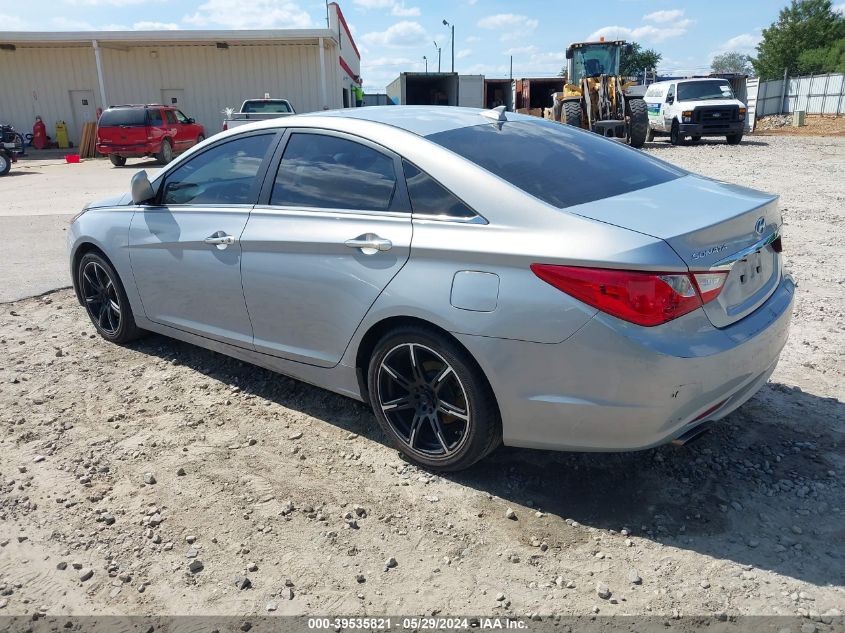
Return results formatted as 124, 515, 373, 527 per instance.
423, 55, 428, 73
434, 41, 441, 73
442, 19, 454, 72
509, 55, 513, 80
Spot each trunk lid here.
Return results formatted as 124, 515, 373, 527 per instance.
569, 174, 783, 328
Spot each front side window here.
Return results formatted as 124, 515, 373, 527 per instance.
403, 161, 475, 219
666, 84, 675, 102
678, 81, 735, 101
161, 134, 274, 206
271, 133, 396, 211
174, 110, 190, 124
426, 119, 684, 209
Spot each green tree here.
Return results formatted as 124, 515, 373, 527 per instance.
711, 51, 754, 74
753, 0, 845, 79
797, 37, 845, 73
620, 42, 662, 76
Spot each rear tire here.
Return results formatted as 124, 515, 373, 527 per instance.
726, 133, 743, 145
196, 134, 205, 145
0, 153, 10, 176
156, 138, 173, 165
563, 101, 582, 128
109, 154, 127, 167
645, 127, 655, 143
627, 98, 648, 148
367, 326, 501, 472
670, 120, 684, 145
77, 252, 143, 344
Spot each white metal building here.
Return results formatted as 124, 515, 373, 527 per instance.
0, 2, 361, 145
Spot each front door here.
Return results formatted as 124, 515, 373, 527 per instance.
69, 90, 96, 146
241, 130, 412, 367
128, 132, 278, 348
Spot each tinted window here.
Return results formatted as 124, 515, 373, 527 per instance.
403, 161, 475, 219
164, 110, 178, 125
666, 84, 675, 101
426, 119, 684, 209
98, 108, 146, 127
148, 109, 163, 126
242, 100, 292, 113
271, 134, 396, 211
162, 134, 274, 206
678, 80, 735, 101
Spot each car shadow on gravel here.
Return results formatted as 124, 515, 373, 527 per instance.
645, 139, 770, 149
450, 384, 844, 588
130, 333, 843, 588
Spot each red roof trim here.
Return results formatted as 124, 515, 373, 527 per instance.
328, 2, 360, 61
339, 55, 360, 84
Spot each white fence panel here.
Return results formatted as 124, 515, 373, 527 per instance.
759, 73, 845, 116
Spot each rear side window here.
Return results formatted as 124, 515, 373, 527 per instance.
426, 119, 684, 209
403, 161, 475, 219
98, 108, 146, 127
271, 133, 396, 211
148, 109, 163, 126
161, 134, 274, 205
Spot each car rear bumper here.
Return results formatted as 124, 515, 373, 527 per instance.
96, 144, 151, 156
679, 121, 745, 136
456, 274, 795, 452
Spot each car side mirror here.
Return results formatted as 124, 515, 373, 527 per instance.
187, 118, 195, 124
666, 96, 674, 104
565, 48, 573, 60
131, 170, 155, 205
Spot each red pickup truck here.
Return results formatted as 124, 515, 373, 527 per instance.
96, 104, 206, 166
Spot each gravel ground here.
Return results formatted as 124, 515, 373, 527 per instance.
0, 135, 843, 622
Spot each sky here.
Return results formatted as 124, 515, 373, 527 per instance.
2, 0, 844, 92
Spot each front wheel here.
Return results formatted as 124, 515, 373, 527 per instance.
563, 101, 583, 128
196, 134, 205, 145
109, 154, 127, 167
367, 326, 501, 471
726, 133, 743, 145
0, 152, 10, 176
670, 120, 684, 146
627, 98, 648, 148
77, 252, 142, 344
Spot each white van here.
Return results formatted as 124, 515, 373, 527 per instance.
643, 78, 747, 145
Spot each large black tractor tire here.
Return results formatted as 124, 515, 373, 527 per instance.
563, 101, 583, 128
627, 98, 649, 148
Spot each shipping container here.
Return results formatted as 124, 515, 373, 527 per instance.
484, 78, 514, 110
458, 75, 484, 108
515, 78, 564, 110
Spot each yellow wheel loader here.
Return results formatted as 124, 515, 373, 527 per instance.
552, 39, 649, 148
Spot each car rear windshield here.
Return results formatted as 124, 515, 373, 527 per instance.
241, 101, 292, 113
98, 108, 147, 127
677, 80, 734, 101
426, 119, 684, 209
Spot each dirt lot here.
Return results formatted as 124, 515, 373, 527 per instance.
0, 136, 843, 624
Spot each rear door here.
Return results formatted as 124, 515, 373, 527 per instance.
128, 131, 279, 347
240, 129, 413, 367
97, 107, 148, 149
146, 107, 167, 153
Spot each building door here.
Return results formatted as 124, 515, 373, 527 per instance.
161, 89, 185, 109
69, 90, 96, 146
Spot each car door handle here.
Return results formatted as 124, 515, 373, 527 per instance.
204, 232, 236, 248
344, 233, 392, 253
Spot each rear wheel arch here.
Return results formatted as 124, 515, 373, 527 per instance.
354, 316, 495, 402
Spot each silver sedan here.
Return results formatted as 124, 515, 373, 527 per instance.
68, 106, 794, 471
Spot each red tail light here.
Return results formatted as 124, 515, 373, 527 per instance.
530, 264, 727, 327
222, 122, 228, 131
